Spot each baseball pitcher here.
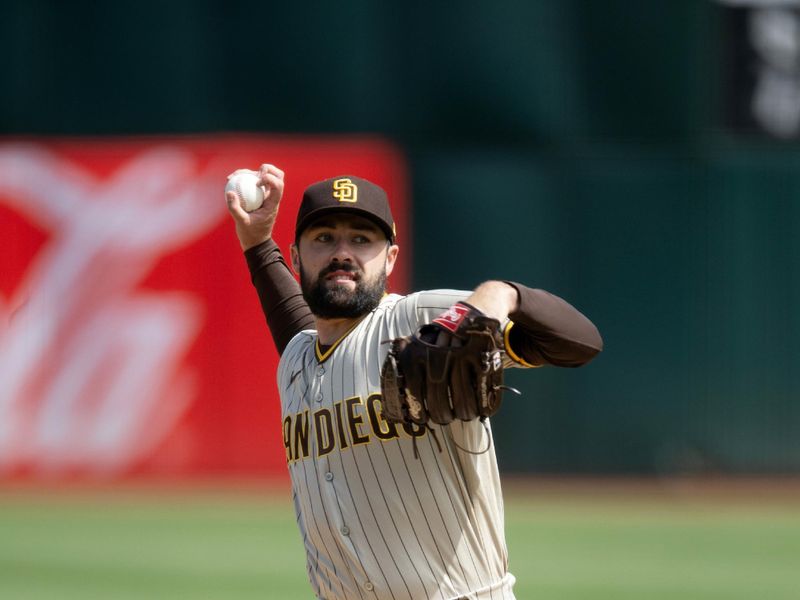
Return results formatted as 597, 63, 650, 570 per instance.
226, 165, 603, 600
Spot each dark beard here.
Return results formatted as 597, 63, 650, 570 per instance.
300, 261, 386, 319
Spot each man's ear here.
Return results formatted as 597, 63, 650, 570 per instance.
384, 244, 400, 278
290, 244, 300, 276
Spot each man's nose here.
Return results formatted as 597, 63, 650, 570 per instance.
330, 238, 354, 263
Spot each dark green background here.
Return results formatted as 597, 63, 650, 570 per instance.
3, 1, 798, 473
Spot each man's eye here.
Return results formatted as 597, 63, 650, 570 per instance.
353, 235, 370, 244
315, 233, 332, 243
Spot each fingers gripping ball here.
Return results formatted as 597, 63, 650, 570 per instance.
225, 172, 265, 212
380, 302, 505, 427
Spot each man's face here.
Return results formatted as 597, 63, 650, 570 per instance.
291, 214, 399, 319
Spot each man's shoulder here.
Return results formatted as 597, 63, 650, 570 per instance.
383, 289, 470, 309
373, 290, 471, 331
280, 329, 317, 361
380, 289, 468, 304
379, 292, 405, 307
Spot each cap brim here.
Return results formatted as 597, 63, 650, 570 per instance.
295, 206, 395, 242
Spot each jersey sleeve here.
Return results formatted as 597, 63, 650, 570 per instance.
244, 239, 316, 356
502, 282, 603, 368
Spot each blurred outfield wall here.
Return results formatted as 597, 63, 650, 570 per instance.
0, 137, 410, 478
1, 0, 798, 474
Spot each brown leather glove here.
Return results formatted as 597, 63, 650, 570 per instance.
380, 302, 505, 426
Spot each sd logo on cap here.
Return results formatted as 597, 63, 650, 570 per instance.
332, 178, 358, 203
295, 175, 396, 242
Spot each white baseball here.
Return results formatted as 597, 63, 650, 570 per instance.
225, 172, 265, 212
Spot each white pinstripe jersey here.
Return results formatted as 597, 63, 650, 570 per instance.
277, 290, 518, 600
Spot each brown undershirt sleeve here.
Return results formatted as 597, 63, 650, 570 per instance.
504, 281, 603, 368
244, 239, 315, 356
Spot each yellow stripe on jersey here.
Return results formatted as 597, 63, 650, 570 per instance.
315, 318, 365, 363
315, 295, 392, 363
503, 321, 542, 368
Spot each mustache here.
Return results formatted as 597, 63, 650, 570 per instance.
320, 262, 360, 278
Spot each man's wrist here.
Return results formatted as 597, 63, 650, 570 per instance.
238, 230, 272, 251
244, 238, 279, 261
465, 281, 519, 322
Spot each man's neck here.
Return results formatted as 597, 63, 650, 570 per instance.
315, 316, 362, 346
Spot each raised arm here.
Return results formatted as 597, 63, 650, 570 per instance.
380, 281, 602, 427
464, 280, 603, 368
226, 164, 314, 355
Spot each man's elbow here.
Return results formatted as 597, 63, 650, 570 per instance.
556, 331, 603, 368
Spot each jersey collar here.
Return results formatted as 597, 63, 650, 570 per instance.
313, 294, 390, 363
315, 318, 364, 363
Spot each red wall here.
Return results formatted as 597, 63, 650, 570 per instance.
0, 136, 409, 479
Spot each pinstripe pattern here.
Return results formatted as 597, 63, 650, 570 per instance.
278, 291, 517, 600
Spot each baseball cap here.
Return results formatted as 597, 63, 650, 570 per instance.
295, 176, 396, 242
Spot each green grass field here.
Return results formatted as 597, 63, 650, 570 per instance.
1, 480, 798, 599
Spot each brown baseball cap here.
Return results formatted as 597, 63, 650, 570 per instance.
295, 175, 396, 242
